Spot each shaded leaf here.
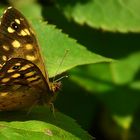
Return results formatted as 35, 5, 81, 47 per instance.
0, 107, 92, 140
56, 0, 140, 32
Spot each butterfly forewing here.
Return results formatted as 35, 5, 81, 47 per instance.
0, 7, 47, 78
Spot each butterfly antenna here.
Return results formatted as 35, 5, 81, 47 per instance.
54, 75, 69, 82
53, 49, 69, 83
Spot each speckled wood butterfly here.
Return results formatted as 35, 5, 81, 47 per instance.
0, 7, 61, 111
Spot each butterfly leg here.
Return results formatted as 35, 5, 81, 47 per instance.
26, 100, 40, 115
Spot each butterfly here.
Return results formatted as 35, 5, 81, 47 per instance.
0, 7, 61, 111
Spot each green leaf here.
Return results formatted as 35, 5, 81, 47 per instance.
111, 52, 140, 84
12, 0, 42, 19
70, 63, 114, 93
113, 115, 133, 129
0, 121, 79, 140
0, 107, 92, 140
70, 51, 140, 92
69, 52, 140, 127
56, 0, 140, 32
34, 21, 112, 77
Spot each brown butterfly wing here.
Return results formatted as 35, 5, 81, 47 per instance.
0, 58, 52, 111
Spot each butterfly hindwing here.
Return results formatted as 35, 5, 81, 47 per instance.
0, 58, 49, 89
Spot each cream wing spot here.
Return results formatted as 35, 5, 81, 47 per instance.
2, 55, 7, 61
25, 71, 35, 77
26, 55, 36, 61
3, 45, 10, 51
12, 40, 21, 48
1, 78, 10, 83
27, 76, 39, 82
7, 27, 15, 33
3, 9, 7, 14
15, 19, 20, 24
7, 6, 12, 10
0, 92, 8, 97
25, 44, 33, 50
15, 63, 21, 66
24, 29, 30, 35
20, 30, 28, 36
19, 29, 30, 36
11, 73, 20, 78
7, 69, 15, 73
20, 64, 31, 71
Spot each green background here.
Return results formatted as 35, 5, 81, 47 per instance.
0, 0, 140, 140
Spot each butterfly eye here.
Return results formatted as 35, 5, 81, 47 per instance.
12, 65, 20, 70
11, 22, 18, 30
